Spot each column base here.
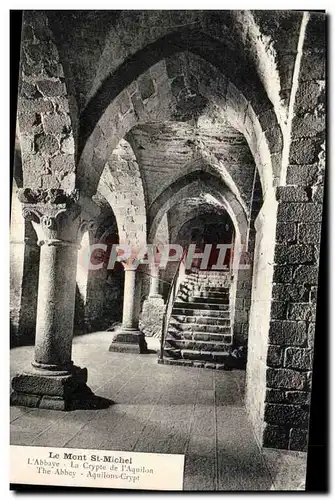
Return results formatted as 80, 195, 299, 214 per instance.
10, 365, 112, 411
109, 328, 148, 354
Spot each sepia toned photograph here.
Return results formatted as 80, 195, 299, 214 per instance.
10, 9, 326, 491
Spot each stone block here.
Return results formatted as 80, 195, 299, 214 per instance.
49, 154, 74, 174
289, 137, 323, 164
267, 346, 284, 367
273, 265, 294, 284
298, 223, 322, 244
266, 368, 307, 390
276, 186, 310, 202
300, 51, 325, 81
265, 389, 286, 403
293, 265, 319, 285
294, 80, 325, 114
307, 322, 316, 347
138, 74, 155, 100
277, 203, 323, 223
288, 303, 316, 321
109, 329, 147, 354
289, 428, 308, 452
264, 126, 283, 154
285, 391, 311, 405
270, 301, 287, 320
34, 133, 59, 155
306, 371, 313, 391
61, 136, 75, 155
274, 244, 315, 265
291, 113, 325, 138
10, 366, 110, 411
21, 82, 42, 99
263, 424, 289, 449
313, 185, 324, 204
264, 403, 309, 427
19, 97, 54, 115
42, 112, 71, 135
275, 222, 296, 243
272, 284, 307, 302
12, 368, 88, 397
36, 79, 67, 97
284, 347, 313, 370
10, 392, 42, 408
286, 164, 319, 186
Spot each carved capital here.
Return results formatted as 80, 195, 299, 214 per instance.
21, 200, 81, 247
17, 188, 79, 205
78, 219, 98, 242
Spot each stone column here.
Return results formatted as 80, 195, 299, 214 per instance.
140, 264, 165, 338
109, 265, 147, 353
149, 265, 162, 298
10, 189, 110, 410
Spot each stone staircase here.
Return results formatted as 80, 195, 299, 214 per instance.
159, 269, 235, 369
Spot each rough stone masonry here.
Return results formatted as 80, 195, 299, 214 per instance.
10, 10, 325, 452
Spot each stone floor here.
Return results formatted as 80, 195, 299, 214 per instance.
10, 331, 307, 491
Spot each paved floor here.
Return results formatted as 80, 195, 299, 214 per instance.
10, 332, 307, 491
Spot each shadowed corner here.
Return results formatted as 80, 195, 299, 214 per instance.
69, 386, 114, 410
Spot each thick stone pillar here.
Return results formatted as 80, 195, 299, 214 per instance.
10, 189, 110, 410
109, 266, 147, 353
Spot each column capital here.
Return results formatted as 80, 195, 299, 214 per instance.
17, 188, 95, 247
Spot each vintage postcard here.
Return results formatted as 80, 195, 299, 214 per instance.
10, 9, 326, 491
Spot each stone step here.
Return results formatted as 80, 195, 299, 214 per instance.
185, 275, 229, 282
172, 308, 230, 318
158, 357, 231, 370
177, 291, 189, 301
182, 349, 232, 362
173, 301, 229, 310
185, 282, 230, 290
192, 286, 230, 292
165, 338, 232, 350
192, 289, 229, 295
188, 296, 229, 304
167, 330, 231, 342
168, 322, 230, 333
190, 271, 230, 277
162, 347, 233, 364
162, 347, 181, 358
170, 315, 230, 326
180, 283, 194, 290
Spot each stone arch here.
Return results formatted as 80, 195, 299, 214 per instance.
74, 205, 124, 333
78, 38, 282, 199
96, 138, 147, 248
148, 170, 248, 246
168, 201, 231, 246
160, 153, 250, 219
85, 11, 284, 130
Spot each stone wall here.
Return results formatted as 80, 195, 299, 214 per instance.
233, 174, 262, 345
10, 186, 40, 346
18, 11, 76, 192
263, 14, 325, 451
